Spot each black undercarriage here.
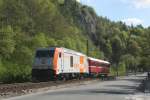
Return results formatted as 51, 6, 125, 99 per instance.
32, 69, 55, 82
32, 69, 109, 82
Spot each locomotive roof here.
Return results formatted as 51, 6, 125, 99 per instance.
36, 47, 55, 50
61, 47, 86, 56
88, 57, 110, 64
36, 47, 86, 56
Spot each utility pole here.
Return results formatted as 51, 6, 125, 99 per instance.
87, 39, 89, 56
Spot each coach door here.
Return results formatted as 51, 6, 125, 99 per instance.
59, 51, 64, 73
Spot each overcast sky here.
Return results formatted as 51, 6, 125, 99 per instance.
78, 0, 150, 27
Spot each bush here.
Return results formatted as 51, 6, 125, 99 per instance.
0, 60, 6, 82
118, 62, 126, 76
110, 63, 126, 76
0, 61, 31, 83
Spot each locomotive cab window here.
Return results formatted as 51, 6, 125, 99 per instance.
36, 50, 54, 58
70, 56, 73, 67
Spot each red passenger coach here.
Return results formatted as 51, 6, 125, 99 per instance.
88, 57, 110, 77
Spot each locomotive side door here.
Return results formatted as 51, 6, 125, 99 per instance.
58, 50, 64, 73
61, 50, 64, 73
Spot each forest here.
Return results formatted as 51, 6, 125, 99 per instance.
0, 0, 150, 83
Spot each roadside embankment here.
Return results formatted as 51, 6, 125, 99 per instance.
0, 79, 98, 99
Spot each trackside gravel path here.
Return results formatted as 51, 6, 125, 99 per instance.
3, 74, 150, 100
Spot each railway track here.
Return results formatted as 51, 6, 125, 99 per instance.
0, 78, 95, 98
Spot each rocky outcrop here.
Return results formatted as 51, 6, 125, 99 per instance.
63, 0, 98, 41
80, 6, 97, 40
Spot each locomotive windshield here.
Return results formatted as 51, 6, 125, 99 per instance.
36, 50, 54, 58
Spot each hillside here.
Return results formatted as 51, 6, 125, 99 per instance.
0, 0, 150, 83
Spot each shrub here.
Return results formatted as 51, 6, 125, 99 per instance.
0, 61, 31, 83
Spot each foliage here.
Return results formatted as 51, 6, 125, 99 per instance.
0, 26, 15, 59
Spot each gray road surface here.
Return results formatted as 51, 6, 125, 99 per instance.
4, 74, 150, 100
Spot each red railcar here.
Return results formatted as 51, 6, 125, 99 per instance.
88, 57, 110, 77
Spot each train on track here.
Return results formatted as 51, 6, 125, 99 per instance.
32, 47, 110, 81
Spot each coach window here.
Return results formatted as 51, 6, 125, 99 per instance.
70, 56, 73, 67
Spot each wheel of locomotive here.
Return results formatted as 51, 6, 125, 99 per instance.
32, 77, 39, 83
79, 74, 84, 80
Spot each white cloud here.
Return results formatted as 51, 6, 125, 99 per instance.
122, 18, 143, 26
133, 0, 150, 8
76, 0, 80, 2
121, 0, 150, 8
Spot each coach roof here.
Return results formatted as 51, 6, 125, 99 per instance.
88, 57, 110, 64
